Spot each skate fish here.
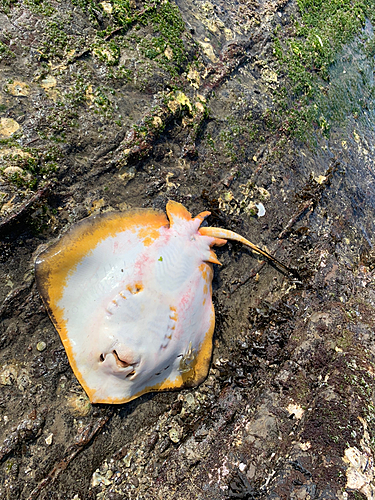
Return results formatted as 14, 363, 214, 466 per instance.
35, 200, 287, 404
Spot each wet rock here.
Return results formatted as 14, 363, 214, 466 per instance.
67, 394, 92, 417
0, 411, 45, 463
0, 365, 17, 386
3, 166, 25, 177
0, 118, 20, 138
6, 81, 30, 97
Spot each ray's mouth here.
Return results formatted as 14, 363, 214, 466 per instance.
99, 350, 137, 378
112, 349, 132, 368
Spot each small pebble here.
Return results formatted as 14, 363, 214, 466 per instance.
123, 452, 133, 467
36, 341, 46, 352
91, 471, 111, 487
170, 400, 183, 415
147, 431, 159, 451
129, 476, 139, 487
169, 427, 181, 443
159, 438, 170, 454
45, 433, 53, 445
184, 393, 195, 407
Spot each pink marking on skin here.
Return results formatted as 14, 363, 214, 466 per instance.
133, 251, 152, 278
132, 229, 172, 277
171, 287, 193, 342
179, 286, 193, 309
174, 269, 204, 338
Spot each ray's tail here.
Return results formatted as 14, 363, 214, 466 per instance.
199, 226, 293, 274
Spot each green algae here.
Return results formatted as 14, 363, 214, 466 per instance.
0, 147, 59, 191
71, 0, 102, 26
33, 0, 190, 91
92, 40, 121, 66
107, 64, 133, 82
0, 42, 15, 62
75, 0, 187, 69
0, 0, 54, 15
93, 86, 117, 118
42, 21, 68, 57
24, 0, 54, 15
273, 0, 375, 140
110, 0, 132, 27
142, 2, 187, 68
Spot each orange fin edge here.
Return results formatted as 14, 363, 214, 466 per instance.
166, 200, 192, 226
208, 250, 222, 265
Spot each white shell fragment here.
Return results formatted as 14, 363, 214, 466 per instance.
255, 202, 266, 217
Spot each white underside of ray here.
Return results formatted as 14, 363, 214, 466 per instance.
56, 222, 214, 402
58, 226, 164, 333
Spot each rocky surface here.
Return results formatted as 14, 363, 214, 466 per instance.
1, 0, 375, 498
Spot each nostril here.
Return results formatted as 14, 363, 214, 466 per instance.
99, 353, 105, 362
126, 370, 136, 378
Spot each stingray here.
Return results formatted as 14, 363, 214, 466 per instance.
35, 200, 289, 404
